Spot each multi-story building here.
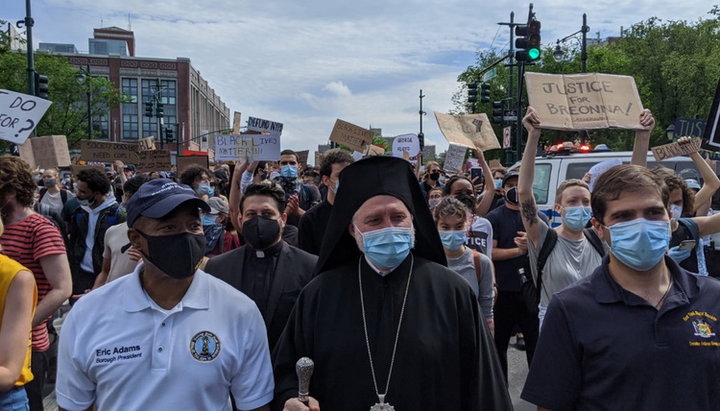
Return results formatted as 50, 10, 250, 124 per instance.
39, 27, 229, 156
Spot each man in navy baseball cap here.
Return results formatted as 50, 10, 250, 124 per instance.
126, 179, 209, 228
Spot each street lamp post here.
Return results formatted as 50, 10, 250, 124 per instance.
76, 65, 93, 140
552, 13, 590, 73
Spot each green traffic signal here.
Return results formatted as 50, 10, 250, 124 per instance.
528, 48, 541, 60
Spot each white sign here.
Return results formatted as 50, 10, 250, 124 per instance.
444, 144, 467, 173
214, 134, 281, 162
0, 89, 52, 144
247, 116, 283, 137
352, 150, 364, 161
391, 133, 420, 158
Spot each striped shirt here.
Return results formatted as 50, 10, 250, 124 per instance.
1, 213, 67, 352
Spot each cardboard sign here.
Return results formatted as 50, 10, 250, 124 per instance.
247, 116, 283, 137
489, 159, 503, 170
392, 134, 420, 158
214, 134, 280, 162
525, 72, 645, 130
81, 141, 139, 164
443, 144, 467, 173
177, 155, 209, 174
18, 135, 71, 169
702, 78, 720, 152
137, 149, 171, 173
365, 145, 385, 156
296, 150, 309, 165
434, 112, 500, 150
138, 136, 156, 151
232, 112, 242, 134
329, 119, 373, 152
315, 151, 323, 167
71, 164, 105, 176
0, 89, 53, 145
652, 138, 702, 161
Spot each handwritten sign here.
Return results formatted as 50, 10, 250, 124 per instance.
80, 141, 139, 163
652, 137, 702, 161
232, 111, 242, 134
71, 164, 105, 176
525, 72, 645, 130
177, 155, 209, 174
329, 119, 373, 152
392, 134, 420, 158
247, 116, 283, 137
296, 150, 309, 165
702, 78, 720, 153
434, 112, 500, 150
365, 145, 385, 156
444, 144, 467, 173
0, 89, 53, 144
18, 135, 71, 169
214, 134, 280, 162
137, 149, 171, 173
138, 136, 156, 151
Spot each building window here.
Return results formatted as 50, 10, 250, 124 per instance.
122, 102, 139, 140
121, 78, 138, 103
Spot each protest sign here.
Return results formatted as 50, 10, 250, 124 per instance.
702, 78, 720, 152
503, 126, 512, 149
365, 145, 385, 156
18, 135, 71, 169
71, 164, 105, 176
674, 118, 706, 139
247, 116, 283, 137
214, 134, 280, 162
232, 112, 242, 134
315, 151, 323, 167
651, 137, 702, 161
525, 72, 645, 130
351, 151, 364, 161
443, 144, 467, 173
138, 136, 156, 151
489, 159, 503, 170
80, 141, 139, 164
177, 155, 209, 174
392, 134, 420, 158
0, 89, 53, 145
434, 112, 500, 150
329, 119, 373, 152
137, 150, 171, 173
296, 150, 309, 165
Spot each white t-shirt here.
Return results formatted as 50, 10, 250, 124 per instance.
40, 190, 66, 215
103, 222, 139, 282
56, 265, 274, 411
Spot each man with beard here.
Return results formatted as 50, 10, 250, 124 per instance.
205, 181, 317, 351
272, 156, 510, 411
56, 179, 273, 411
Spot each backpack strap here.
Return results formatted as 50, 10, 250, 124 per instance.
60, 189, 68, 204
678, 218, 701, 242
536, 228, 558, 292
472, 251, 482, 286
583, 228, 606, 257
39, 187, 48, 202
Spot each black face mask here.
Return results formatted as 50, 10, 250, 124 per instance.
429, 172, 440, 181
137, 230, 206, 279
455, 194, 476, 212
504, 186, 519, 206
242, 216, 281, 250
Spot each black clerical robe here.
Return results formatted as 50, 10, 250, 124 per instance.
297, 200, 332, 255
271, 254, 512, 410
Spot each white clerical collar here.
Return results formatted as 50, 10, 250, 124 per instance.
364, 255, 395, 277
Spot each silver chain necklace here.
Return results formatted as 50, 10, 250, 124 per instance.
358, 255, 414, 411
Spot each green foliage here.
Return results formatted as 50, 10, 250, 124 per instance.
0, 52, 128, 150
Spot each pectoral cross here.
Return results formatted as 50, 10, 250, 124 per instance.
370, 395, 395, 411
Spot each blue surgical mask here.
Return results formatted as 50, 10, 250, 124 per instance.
670, 204, 683, 220
201, 214, 217, 226
281, 165, 298, 179
494, 179, 502, 189
196, 183, 211, 196
208, 186, 216, 197
334, 179, 340, 194
562, 206, 592, 231
608, 218, 670, 271
355, 224, 415, 271
439, 230, 466, 251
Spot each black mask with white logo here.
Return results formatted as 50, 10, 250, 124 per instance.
504, 186, 519, 206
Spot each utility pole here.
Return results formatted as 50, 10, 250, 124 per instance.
18, 0, 35, 95
498, 11, 519, 164
418, 89, 426, 150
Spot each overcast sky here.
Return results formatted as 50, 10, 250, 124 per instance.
2, 1, 715, 155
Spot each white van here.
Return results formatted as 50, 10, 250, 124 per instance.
508, 150, 702, 226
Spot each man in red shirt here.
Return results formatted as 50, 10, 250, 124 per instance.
0, 156, 72, 411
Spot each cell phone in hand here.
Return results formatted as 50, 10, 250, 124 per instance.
678, 239, 696, 251
470, 167, 483, 183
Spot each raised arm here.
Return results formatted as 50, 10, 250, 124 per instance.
518, 107, 542, 246
474, 148, 496, 217
630, 109, 656, 167
229, 158, 250, 234
684, 141, 720, 215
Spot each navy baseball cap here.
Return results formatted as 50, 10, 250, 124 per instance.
502, 172, 519, 187
126, 178, 210, 227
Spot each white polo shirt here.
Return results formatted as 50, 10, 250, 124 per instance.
56, 264, 274, 411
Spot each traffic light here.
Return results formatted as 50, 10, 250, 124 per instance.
155, 103, 164, 118
164, 127, 174, 143
34, 73, 49, 99
492, 101, 504, 123
480, 83, 491, 103
144, 102, 154, 117
515, 20, 541, 62
467, 83, 478, 104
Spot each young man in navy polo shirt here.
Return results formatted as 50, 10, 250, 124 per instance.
522, 164, 720, 410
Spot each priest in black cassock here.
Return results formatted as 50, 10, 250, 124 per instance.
272, 156, 511, 411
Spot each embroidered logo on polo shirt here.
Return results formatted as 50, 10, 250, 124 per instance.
692, 319, 716, 338
683, 311, 719, 346
190, 331, 221, 362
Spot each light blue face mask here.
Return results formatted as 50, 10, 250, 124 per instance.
563, 206, 593, 231
196, 183, 211, 196
608, 218, 670, 271
334, 179, 340, 194
439, 230, 467, 251
355, 224, 415, 270
494, 179, 503, 190
201, 214, 217, 226
281, 165, 298, 179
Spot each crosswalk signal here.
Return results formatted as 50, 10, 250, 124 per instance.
467, 83, 478, 104
164, 127, 174, 143
480, 83, 491, 103
492, 101, 504, 123
515, 20, 541, 62
144, 102, 154, 117
34, 73, 49, 99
